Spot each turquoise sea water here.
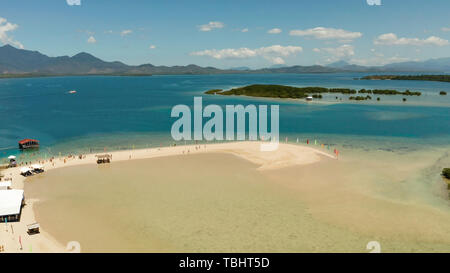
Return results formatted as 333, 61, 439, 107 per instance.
0, 73, 449, 161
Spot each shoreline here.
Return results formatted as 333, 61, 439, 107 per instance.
0, 141, 335, 253
208, 93, 450, 108
204, 90, 450, 108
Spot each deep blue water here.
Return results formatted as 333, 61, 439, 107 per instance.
0, 73, 449, 159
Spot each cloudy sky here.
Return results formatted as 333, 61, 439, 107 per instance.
1, 0, 449, 68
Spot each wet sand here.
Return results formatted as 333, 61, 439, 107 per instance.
265, 149, 450, 252
24, 147, 450, 252
1, 142, 334, 252
26, 153, 352, 252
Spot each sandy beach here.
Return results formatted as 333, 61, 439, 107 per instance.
0, 141, 336, 253
2, 140, 450, 252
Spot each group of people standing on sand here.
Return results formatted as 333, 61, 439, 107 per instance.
181, 145, 207, 155
5, 139, 341, 172
13, 153, 89, 168
62, 154, 87, 164
303, 138, 339, 159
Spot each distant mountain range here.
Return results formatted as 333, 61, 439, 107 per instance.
327, 59, 450, 73
0, 44, 449, 77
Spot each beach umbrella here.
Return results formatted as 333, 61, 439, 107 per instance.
8, 155, 16, 160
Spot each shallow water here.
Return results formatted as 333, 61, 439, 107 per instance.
25, 150, 450, 252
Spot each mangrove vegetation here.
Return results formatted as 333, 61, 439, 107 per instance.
205, 84, 422, 100
442, 168, 450, 180
361, 74, 450, 83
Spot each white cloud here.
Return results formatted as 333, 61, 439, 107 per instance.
191, 45, 303, 64
105, 30, 113, 34
149, 45, 156, 49
77, 29, 94, 35
198, 21, 224, 32
66, 0, 81, 6
441, 27, 450, 32
191, 48, 257, 59
289, 27, 362, 40
267, 28, 282, 34
374, 33, 449, 46
370, 48, 384, 57
87, 36, 96, 44
266, 56, 285, 64
120, 30, 133, 36
257, 45, 303, 56
0, 17, 24, 49
241, 28, 249, 33
314, 44, 355, 61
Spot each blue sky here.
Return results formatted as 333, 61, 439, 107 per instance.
1, 0, 450, 68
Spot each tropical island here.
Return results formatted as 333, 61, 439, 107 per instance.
205, 84, 421, 100
361, 75, 450, 83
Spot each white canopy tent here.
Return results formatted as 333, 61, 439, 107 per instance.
0, 189, 24, 221
31, 164, 43, 170
8, 155, 16, 160
20, 167, 32, 173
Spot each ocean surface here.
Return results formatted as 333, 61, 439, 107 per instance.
0, 73, 449, 161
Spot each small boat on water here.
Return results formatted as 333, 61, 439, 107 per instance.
18, 139, 39, 150
68, 90, 77, 94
